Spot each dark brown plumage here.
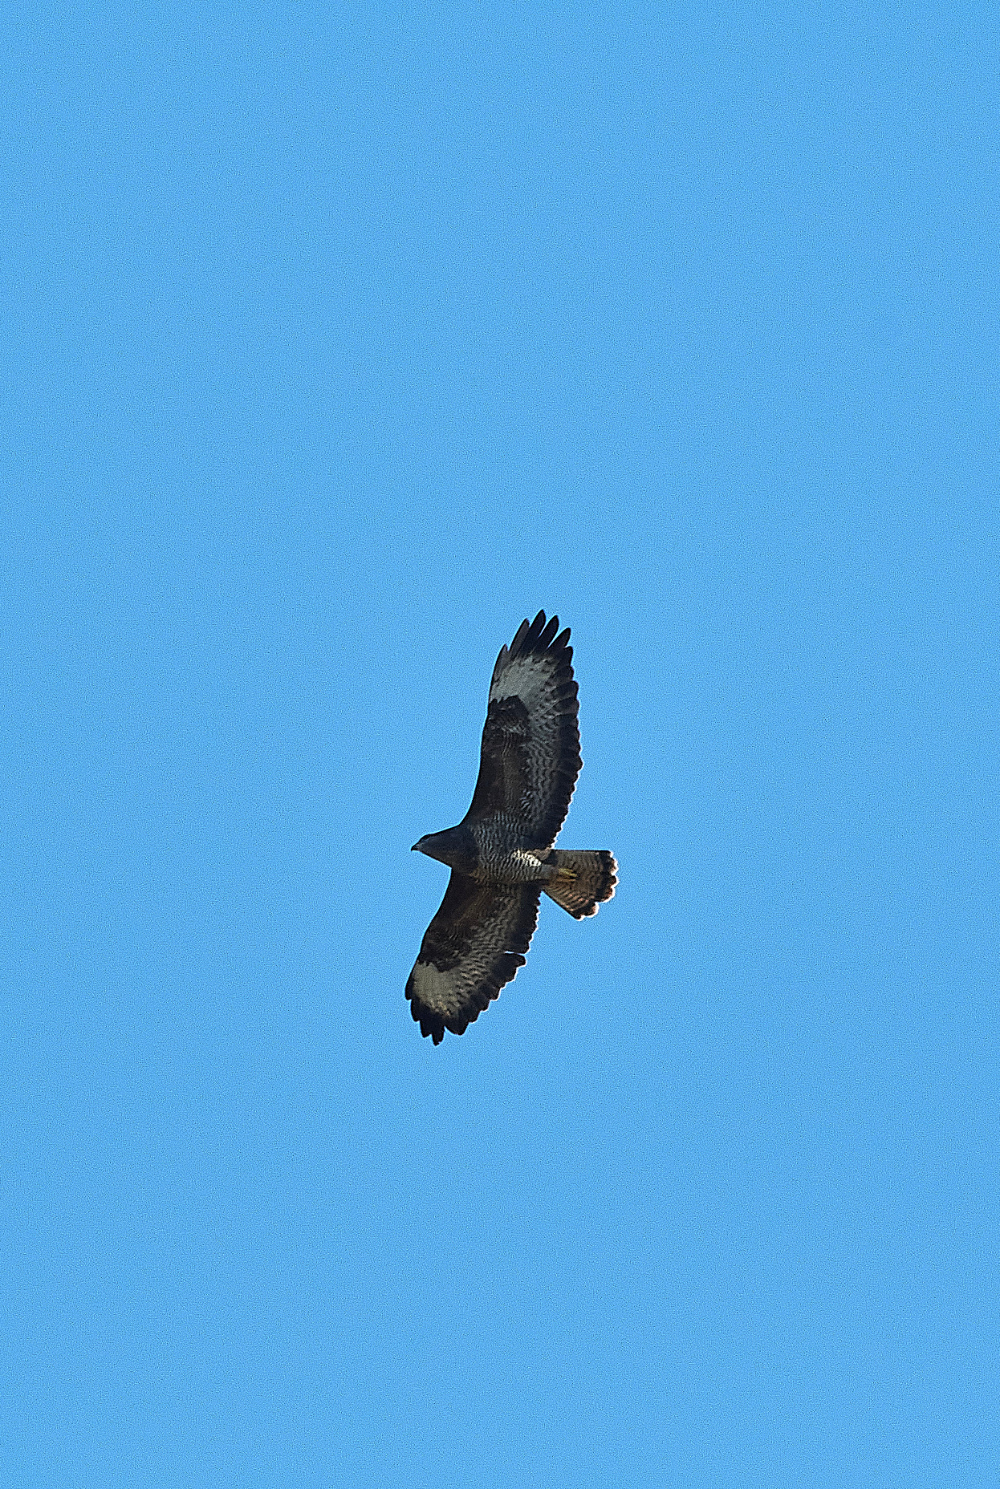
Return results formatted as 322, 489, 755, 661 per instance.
407, 612, 617, 1043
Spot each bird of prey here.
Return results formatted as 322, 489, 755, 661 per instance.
407, 611, 617, 1043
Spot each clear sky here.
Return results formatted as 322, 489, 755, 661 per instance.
5, 4, 998, 1486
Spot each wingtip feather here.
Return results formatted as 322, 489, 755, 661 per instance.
507, 610, 572, 661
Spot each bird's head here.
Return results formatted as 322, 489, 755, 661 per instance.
411, 825, 476, 872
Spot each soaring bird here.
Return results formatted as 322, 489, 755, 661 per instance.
407, 611, 617, 1043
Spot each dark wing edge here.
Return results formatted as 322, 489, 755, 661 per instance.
468, 610, 582, 846
406, 874, 542, 1044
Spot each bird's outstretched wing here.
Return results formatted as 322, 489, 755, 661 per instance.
406, 874, 541, 1043
466, 611, 581, 849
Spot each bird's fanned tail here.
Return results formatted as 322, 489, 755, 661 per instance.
541, 850, 618, 919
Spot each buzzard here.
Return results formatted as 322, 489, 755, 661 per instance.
407, 611, 617, 1043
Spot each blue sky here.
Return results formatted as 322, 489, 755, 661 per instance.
4, 3, 998, 1485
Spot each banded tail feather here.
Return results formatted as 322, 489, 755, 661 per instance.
542, 850, 618, 919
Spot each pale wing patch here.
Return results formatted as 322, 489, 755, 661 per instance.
408, 957, 494, 1023
489, 651, 555, 711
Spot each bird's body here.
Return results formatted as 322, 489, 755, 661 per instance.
407, 611, 617, 1043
